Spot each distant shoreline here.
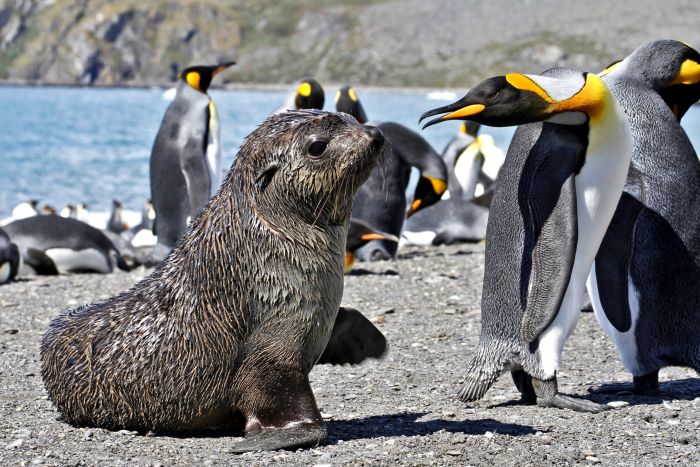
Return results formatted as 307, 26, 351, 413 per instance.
0, 79, 464, 94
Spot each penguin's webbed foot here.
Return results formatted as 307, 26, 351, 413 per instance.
533, 376, 609, 413
230, 423, 327, 453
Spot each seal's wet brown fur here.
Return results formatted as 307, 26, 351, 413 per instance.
41, 110, 384, 437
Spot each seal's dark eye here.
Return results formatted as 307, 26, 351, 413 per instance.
308, 140, 328, 158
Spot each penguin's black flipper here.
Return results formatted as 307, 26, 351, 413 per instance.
521, 173, 578, 343
317, 307, 387, 365
24, 248, 59, 275
593, 193, 643, 332
520, 123, 585, 344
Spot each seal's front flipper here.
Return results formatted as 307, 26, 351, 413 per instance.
24, 247, 59, 275
317, 307, 387, 365
533, 376, 609, 413
588, 371, 660, 396
230, 423, 327, 453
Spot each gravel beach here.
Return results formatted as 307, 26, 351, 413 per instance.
1, 243, 698, 466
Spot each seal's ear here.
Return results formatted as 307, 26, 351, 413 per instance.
255, 163, 279, 191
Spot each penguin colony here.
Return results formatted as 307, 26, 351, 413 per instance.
0, 38, 697, 452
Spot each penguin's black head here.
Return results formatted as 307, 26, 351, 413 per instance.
602, 40, 700, 120
406, 175, 448, 217
180, 61, 236, 93
344, 218, 399, 271
421, 71, 609, 129
293, 78, 325, 110
335, 85, 369, 124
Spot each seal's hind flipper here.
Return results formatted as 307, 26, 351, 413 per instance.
230, 424, 327, 453
24, 247, 59, 275
317, 307, 387, 365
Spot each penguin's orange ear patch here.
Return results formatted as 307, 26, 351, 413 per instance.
186, 72, 202, 91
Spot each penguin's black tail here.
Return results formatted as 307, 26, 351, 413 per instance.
458, 344, 508, 402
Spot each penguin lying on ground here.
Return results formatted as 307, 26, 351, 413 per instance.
275, 78, 325, 114
585, 40, 700, 396
421, 67, 633, 412
0, 228, 20, 284
336, 85, 448, 260
345, 218, 399, 272
3, 216, 129, 275
149, 61, 235, 263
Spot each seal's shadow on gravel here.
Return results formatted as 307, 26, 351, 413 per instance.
324, 412, 536, 443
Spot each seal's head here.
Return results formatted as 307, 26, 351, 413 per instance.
238, 110, 384, 226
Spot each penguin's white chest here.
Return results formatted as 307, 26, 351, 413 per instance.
45, 248, 112, 274
206, 100, 223, 197
536, 108, 633, 377
0, 262, 11, 283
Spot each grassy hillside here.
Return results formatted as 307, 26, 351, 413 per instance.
1, 0, 698, 87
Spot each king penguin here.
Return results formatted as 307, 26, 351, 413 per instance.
275, 78, 325, 113
336, 85, 448, 260
585, 40, 700, 395
442, 122, 504, 200
149, 61, 235, 262
420, 67, 633, 412
345, 218, 399, 272
0, 227, 20, 284
3, 216, 129, 275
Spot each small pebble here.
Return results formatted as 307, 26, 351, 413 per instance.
369, 315, 385, 324
446, 450, 461, 456
607, 401, 630, 408
6, 439, 23, 449
586, 456, 601, 463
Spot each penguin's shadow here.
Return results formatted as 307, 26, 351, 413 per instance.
324, 411, 536, 444
592, 377, 700, 406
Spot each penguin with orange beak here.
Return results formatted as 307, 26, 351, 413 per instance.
421, 67, 633, 412
336, 85, 448, 261
345, 218, 399, 272
149, 61, 235, 263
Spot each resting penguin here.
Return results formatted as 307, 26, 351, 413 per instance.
345, 218, 399, 271
149, 61, 235, 262
401, 192, 490, 246
12, 200, 39, 220
421, 67, 633, 412
585, 40, 700, 395
3, 216, 129, 275
275, 78, 325, 113
107, 199, 128, 234
0, 228, 20, 284
336, 85, 448, 260
41, 110, 387, 452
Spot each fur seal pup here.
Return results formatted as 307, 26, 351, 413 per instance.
0, 227, 20, 284
4, 216, 129, 275
421, 67, 633, 412
41, 110, 387, 452
149, 62, 235, 262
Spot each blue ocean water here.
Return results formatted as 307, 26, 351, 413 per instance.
0, 85, 698, 217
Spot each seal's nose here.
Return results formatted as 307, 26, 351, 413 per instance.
364, 125, 384, 149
